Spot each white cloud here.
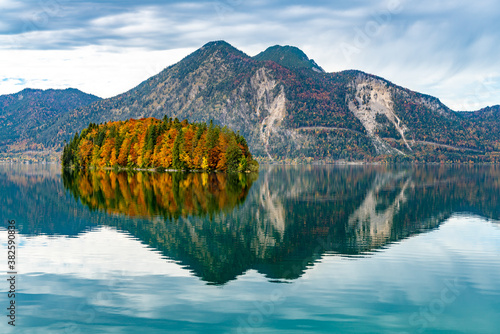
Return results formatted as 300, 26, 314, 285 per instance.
0, 45, 195, 98
0, 0, 21, 9
0, 0, 499, 110
0, 226, 192, 278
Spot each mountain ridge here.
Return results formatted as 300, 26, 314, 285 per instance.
3, 41, 500, 162
0, 88, 101, 154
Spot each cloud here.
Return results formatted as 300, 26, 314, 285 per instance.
0, 0, 22, 9
0, 77, 27, 88
0, 0, 499, 109
0, 46, 195, 98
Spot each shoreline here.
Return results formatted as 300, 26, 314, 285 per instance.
62, 166, 257, 173
3, 160, 500, 167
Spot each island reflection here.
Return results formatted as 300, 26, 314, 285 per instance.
62, 169, 257, 219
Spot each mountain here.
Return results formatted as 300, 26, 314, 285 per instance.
254, 45, 325, 72
0, 88, 100, 153
458, 105, 500, 150
6, 41, 500, 162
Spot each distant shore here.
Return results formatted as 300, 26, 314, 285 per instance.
60, 165, 258, 173
2, 158, 500, 166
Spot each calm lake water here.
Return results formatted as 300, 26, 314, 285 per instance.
1, 164, 499, 333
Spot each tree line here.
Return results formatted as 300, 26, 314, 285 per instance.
62, 117, 259, 172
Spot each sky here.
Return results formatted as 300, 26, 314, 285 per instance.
1, 0, 499, 111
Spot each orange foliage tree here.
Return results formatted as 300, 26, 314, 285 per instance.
62, 117, 259, 172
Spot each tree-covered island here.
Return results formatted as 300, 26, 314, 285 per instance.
62, 117, 259, 172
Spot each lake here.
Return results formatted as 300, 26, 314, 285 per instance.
0, 164, 499, 333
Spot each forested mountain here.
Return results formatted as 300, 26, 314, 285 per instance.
4, 41, 500, 162
0, 88, 100, 153
253, 45, 325, 72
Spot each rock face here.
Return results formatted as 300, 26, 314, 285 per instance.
6, 41, 500, 161
348, 74, 409, 154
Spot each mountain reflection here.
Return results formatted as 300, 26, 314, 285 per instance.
1, 164, 499, 285
62, 169, 257, 219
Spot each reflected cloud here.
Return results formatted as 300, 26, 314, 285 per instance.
4, 216, 499, 334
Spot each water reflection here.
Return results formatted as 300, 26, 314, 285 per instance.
62, 169, 257, 219
1, 163, 500, 334
1, 164, 499, 285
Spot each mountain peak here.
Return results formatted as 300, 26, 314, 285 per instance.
201, 40, 232, 48
199, 40, 246, 56
17, 88, 42, 94
13, 87, 97, 97
177, 40, 250, 66
253, 45, 325, 72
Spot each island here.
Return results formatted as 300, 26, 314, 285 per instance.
61, 117, 259, 172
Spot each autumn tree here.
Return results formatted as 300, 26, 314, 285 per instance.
62, 118, 258, 172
